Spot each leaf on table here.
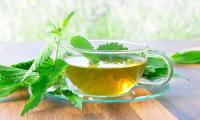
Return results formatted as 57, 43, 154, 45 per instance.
171, 50, 200, 64
0, 65, 39, 97
22, 42, 55, 84
62, 90, 82, 109
21, 58, 67, 116
0, 84, 21, 97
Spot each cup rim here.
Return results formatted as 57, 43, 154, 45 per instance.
62, 40, 148, 54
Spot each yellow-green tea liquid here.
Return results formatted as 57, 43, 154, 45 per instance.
66, 57, 145, 97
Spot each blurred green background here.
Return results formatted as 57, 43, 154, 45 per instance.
0, 0, 199, 41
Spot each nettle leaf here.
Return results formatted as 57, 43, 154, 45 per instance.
70, 36, 94, 50
97, 42, 128, 63
48, 85, 82, 110
62, 11, 75, 29
22, 42, 55, 84
143, 67, 168, 80
0, 65, 39, 97
0, 83, 21, 97
171, 50, 200, 64
50, 11, 74, 36
21, 59, 67, 115
12, 60, 34, 70
146, 57, 168, 68
62, 90, 82, 109
50, 28, 62, 36
142, 57, 168, 80
49, 22, 61, 35
35, 58, 54, 75
97, 42, 128, 50
49, 22, 57, 30
70, 36, 99, 64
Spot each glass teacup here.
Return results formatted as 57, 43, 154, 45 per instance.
62, 40, 173, 97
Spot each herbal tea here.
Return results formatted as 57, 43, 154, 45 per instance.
65, 56, 146, 96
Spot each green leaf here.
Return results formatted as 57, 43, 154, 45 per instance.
11, 60, 34, 70
21, 59, 67, 116
146, 57, 168, 68
62, 90, 82, 109
0, 65, 39, 97
0, 65, 27, 84
97, 42, 128, 63
47, 77, 82, 109
49, 22, 61, 35
97, 42, 128, 50
22, 42, 55, 84
49, 22, 57, 30
171, 50, 200, 64
70, 36, 99, 64
50, 27, 61, 36
50, 11, 74, 36
70, 35, 94, 50
142, 56, 168, 80
61, 11, 75, 29
143, 67, 168, 80
0, 84, 21, 97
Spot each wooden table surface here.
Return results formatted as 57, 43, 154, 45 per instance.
0, 40, 200, 120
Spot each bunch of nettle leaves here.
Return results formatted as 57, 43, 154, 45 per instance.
0, 12, 200, 116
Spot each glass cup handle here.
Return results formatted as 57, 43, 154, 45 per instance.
139, 50, 173, 86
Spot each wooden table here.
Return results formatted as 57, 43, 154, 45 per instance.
0, 41, 200, 120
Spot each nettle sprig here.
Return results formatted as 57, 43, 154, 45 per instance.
0, 11, 82, 116
50, 11, 74, 59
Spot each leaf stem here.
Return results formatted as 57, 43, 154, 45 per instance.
55, 35, 61, 60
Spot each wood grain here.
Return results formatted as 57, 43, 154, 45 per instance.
0, 40, 200, 120
0, 89, 177, 120
130, 100, 177, 120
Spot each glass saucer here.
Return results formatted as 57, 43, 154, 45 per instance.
47, 83, 170, 103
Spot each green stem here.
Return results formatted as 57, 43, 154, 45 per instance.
55, 35, 61, 60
